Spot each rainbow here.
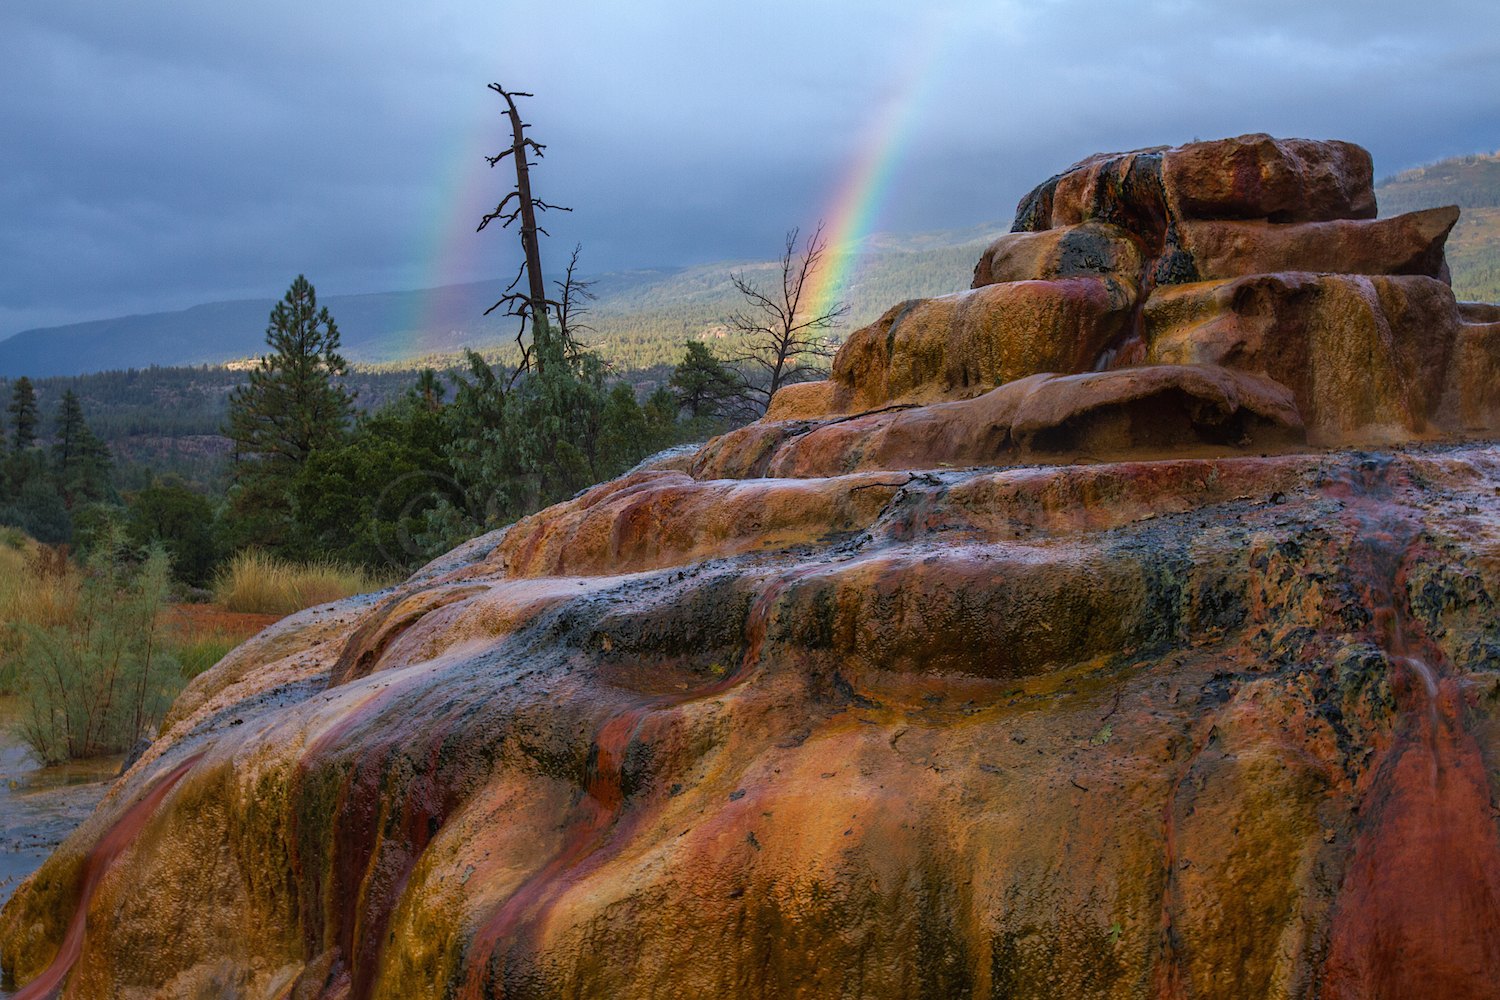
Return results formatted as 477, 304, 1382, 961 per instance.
400, 84, 517, 358
401, 24, 963, 362
800, 11, 963, 327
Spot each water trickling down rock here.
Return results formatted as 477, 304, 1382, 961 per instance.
5, 133, 1500, 1000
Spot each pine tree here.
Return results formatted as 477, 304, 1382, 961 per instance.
670, 341, 741, 419
7, 377, 39, 453
410, 368, 446, 411
51, 389, 113, 506
52, 389, 96, 469
223, 275, 355, 551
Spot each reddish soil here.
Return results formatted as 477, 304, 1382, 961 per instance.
161, 604, 283, 644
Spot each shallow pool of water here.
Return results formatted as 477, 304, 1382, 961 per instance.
0, 698, 120, 997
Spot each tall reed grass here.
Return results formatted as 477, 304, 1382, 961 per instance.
212, 550, 392, 616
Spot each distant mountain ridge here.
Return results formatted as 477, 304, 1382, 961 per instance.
7, 152, 1497, 382
0, 222, 1011, 378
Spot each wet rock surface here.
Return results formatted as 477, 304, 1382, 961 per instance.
5, 136, 1500, 999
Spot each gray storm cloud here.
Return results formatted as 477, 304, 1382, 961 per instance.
1, 0, 1497, 336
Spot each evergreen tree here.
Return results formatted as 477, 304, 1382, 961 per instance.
52, 389, 90, 467
51, 389, 114, 506
410, 368, 446, 411
0, 475, 71, 544
124, 477, 219, 586
223, 275, 355, 551
598, 382, 648, 475
669, 341, 740, 419
7, 377, 39, 453
441, 324, 609, 525
294, 395, 460, 571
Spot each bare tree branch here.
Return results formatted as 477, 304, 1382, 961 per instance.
718, 223, 849, 415
553, 244, 596, 363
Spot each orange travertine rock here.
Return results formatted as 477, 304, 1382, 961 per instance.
1143, 273, 1461, 444
1175, 206, 1459, 281
1160, 133, 1377, 224
704, 366, 1303, 480
1011, 135, 1375, 245
486, 469, 903, 578
828, 276, 1136, 410
762, 378, 844, 420
1010, 146, 1172, 244
6, 134, 1500, 1000
972, 221, 1146, 287
1438, 317, 1500, 432
5, 448, 1500, 1000
1461, 301, 1500, 323
1008, 364, 1302, 454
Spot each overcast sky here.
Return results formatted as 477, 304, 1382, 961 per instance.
3, 0, 1498, 337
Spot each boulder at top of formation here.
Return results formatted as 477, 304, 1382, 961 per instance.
5, 136, 1500, 1000
1010, 134, 1375, 249
778, 133, 1483, 449
1161, 133, 1377, 224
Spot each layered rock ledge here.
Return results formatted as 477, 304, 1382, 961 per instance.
5, 134, 1500, 1000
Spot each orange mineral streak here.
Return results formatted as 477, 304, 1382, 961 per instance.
11, 752, 204, 1000
456, 709, 645, 1000
458, 566, 809, 999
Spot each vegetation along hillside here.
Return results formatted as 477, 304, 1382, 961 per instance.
0, 223, 1008, 378
1377, 149, 1500, 303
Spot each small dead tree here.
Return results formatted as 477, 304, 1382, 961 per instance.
479, 83, 571, 375
724, 224, 849, 416
553, 243, 596, 365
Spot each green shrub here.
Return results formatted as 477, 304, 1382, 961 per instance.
11, 534, 181, 763
125, 479, 220, 586
0, 475, 72, 546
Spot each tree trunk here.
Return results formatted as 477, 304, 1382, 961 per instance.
498, 92, 550, 348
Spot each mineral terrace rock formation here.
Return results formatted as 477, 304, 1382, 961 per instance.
5, 134, 1500, 1000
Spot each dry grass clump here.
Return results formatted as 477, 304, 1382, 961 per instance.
0, 537, 80, 691
1, 537, 75, 621
212, 550, 392, 616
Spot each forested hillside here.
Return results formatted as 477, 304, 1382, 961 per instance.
1, 366, 458, 491
1377, 151, 1500, 303
0, 223, 1007, 378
